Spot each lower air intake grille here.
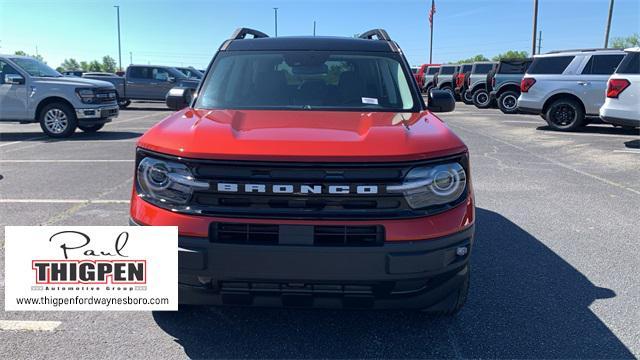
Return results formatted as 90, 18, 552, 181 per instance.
210, 223, 384, 246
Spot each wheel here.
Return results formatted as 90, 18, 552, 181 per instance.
545, 98, 585, 131
78, 124, 104, 133
423, 266, 470, 316
462, 90, 474, 105
472, 89, 491, 108
118, 98, 131, 109
39, 102, 77, 138
497, 91, 520, 114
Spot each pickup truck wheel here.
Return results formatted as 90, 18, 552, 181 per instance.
472, 89, 491, 108
423, 266, 469, 316
39, 103, 77, 138
78, 124, 104, 133
497, 91, 520, 114
118, 99, 131, 109
462, 90, 474, 105
545, 98, 585, 131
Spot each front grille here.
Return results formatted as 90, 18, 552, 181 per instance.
210, 222, 385, 246
95, 88, 117, 104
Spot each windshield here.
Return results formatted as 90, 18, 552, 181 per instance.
10, 57, 61, 77
196, 51, 417, 111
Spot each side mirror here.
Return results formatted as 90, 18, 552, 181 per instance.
165, 87, 193, 110
5, 74, 25, 85
427, 89, 455, 113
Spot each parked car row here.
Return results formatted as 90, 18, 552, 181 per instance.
415, 47, 639, 131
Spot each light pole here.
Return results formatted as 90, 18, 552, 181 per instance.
273, 8, 278, 37
531, 0, 539, 55
114, 5, 122, 71
604, 0, 615, 48
129, 51, 133, 65
313, 21, 316, 36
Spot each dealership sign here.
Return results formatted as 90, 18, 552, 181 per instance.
5, 226, 177, 311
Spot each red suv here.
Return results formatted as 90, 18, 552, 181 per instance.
415, 63, 441, 90
130, 28, 474, 314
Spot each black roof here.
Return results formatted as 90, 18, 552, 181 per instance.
223, 36, 397, 52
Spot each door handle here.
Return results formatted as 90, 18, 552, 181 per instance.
577, 81, 589, 86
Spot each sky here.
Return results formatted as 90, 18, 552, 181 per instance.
0, 0, 638, 70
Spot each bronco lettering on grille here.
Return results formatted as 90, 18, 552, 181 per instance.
215, 183, 379, 195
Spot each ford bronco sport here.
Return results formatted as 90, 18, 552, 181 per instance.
130, 28, 474, 314
486, 58, 532, 114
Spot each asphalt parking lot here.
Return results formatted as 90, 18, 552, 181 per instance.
1, 102, 639, 358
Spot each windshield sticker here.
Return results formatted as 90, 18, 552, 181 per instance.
362, 97, 379, 105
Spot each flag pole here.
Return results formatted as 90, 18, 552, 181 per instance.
429, 0, 434, 63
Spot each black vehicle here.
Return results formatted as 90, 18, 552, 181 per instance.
486, 59, 533, 113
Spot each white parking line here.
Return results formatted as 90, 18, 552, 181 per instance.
613, 149, 640, 154
0, 199, 129, 204
0, 136, 46, 148
0, 320, 61, 332
0, 160, 134, 163
502, 120, 542, 124
538, 130, 639, 139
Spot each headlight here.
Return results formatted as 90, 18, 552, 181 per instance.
136, 157, 209, 206
76, 88, 97, 104
387, 162, 466, 209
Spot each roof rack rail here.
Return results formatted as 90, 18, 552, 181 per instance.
359, 29, 391, 41
545, 48, 622, 54
230, 28, 269, 40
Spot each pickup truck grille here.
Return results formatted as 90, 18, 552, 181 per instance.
95, 88, 117, 104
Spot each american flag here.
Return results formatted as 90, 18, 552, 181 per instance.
429, 0, 436, 25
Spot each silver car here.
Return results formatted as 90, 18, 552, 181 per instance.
517, 48, 625, 131
466, 62, 497, 107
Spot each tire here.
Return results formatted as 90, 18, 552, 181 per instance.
462, 90, 474, 105
78, 124, 104, 133
39, 102, 77, 138
423, 266, 470, 316
472, 89, 491, 108
544, 98, 585, 131
118, 99, 131, 109
497, 91, 520, 114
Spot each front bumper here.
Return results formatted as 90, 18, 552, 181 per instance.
75, 105, 119, 122
130, 217, 474, 309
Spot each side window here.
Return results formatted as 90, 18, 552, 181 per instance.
528, 56, 574, 74
128, 67, 150, 79
0, 60, 21, 84
616, 52, 640, 74
582, 55, 625, 75
152, 68, 170, 81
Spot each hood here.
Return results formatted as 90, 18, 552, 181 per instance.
33, 76, 115, 88
138, 109, 467, 162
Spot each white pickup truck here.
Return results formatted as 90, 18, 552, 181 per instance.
0, 55, 119, 138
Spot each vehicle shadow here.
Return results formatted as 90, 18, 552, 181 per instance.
0, 131, 141, 142
536, 125, 639, 136
152, 208, 633, 359
625, 139, 640, 149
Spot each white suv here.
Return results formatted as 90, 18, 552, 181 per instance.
600, 47, 640, 129
517, 49, 625, 131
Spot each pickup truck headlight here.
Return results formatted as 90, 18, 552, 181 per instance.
387, 162, 466, 209
136, 157, 209, 206
76, 88, 97, 104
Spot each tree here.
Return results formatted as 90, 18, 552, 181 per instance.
456, 54, 489, 63
88, 60, 102, 72
14, 50, 45, 63
79, 61, 90, 72
102, 56, 117, 73
492, 50, 529, 61
61, 58, 81, 71
611, 33, 640, 48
